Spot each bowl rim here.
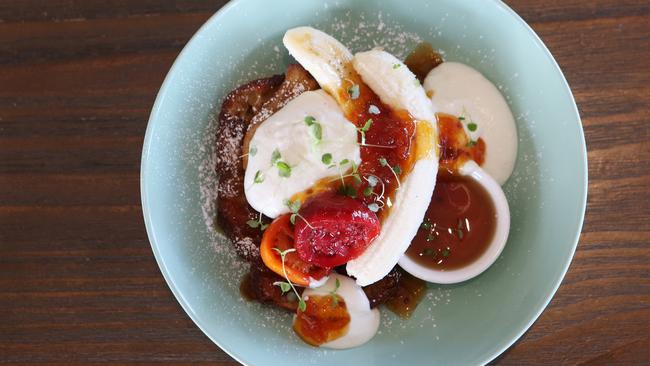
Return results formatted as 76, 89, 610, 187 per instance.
140, 0, 588, 365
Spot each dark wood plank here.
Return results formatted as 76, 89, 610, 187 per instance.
1, 0, 648, 365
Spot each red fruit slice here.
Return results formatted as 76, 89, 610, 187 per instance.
294, 193, 381, 268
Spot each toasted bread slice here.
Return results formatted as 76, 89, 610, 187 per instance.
242, 64, 319, 169
216, 65, 317, 261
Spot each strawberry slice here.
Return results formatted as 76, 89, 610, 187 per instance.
294, 193, 380, 268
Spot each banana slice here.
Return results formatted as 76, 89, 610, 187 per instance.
283, 27, 439, 286
347, 50, 439, 286
283, 27, 353, 98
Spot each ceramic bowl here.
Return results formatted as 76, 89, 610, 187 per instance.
141, 0, 587, 364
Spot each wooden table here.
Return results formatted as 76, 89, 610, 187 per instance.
1, 1, 648, 364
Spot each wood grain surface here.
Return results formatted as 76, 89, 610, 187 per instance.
1, 1, 649, 364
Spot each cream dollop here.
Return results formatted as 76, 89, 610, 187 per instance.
423, 62, 518, 185
243, 90, 360, 218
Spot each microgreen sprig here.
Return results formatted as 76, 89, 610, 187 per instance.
328, 159, 362, 197
420, 217, 468, 241
363, 174, 387, 212
285, 199, 314, 229
327, 159, 360, 184
239, 145, 258, 159
246, 211, 268, 231
271, 148, 281, 165
329, 278, 341, 307
271, 148, 292, 178
459, 108, 479, 147
357, 118, 373, 145
272, 248, 306, 312
253, 170, 264, 184
304, 115, 322, 148
378, 157, 402, 189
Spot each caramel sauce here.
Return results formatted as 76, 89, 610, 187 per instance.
239, 272, 256, 301
437, 113, 486, 173
335, 69, 421, 220
404, 42, 444, 82
406, 172, 496, 270
289, 65, 428, 221
386, 270, 427, 319
293, 295, 351, 346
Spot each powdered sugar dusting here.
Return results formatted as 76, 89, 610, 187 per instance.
325, 11, 423, 59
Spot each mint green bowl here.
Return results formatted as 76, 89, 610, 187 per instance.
141, 0, 587, 364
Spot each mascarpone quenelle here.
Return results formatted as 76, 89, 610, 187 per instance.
243, 90, 361, 218
423, 62, 517, 185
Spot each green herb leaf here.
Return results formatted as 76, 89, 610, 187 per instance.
361, 118, 373, 132
276, 161, 291, 177
467, 122, 478, 132
352, 174, 362, 185
457, 229, 464, 240
392, 165, 402, 175
350, 160, 358, 173
272, 247, 304, 311
421, 219, 432, 230
321, 153, 332, 165
348, 84, 360, 99
340, 159, 350, 166
285, 199, 301, 213
368, 203, 379, 212
393, 63, 401, 69
363, 186, 373, 196
467, 140, 477, 147
329, 278, 342, 307
273, 247, 295, 257
378, 157, 388, 167
423, 248, 434, 256
246, 219, 260, 228
459, 116, 466, 121
368, 105, 380, 115
304, 115, 316, 126
426, 234, 434, 242
253, 170, 264, 184
413, 78, 421, 86
442, 249, 450, 257
309, 123, 322, 142
290, 213, 297, 225
260, 223, 269, 231
274, 281, 291, 294
271, 148, 281, 165
249, 146, 258, 157
331, 294, 339, 307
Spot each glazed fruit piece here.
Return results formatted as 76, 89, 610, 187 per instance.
294, 193, 381, 268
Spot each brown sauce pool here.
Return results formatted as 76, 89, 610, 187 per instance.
386, 270, 427, 319
405, 172, 496, 270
